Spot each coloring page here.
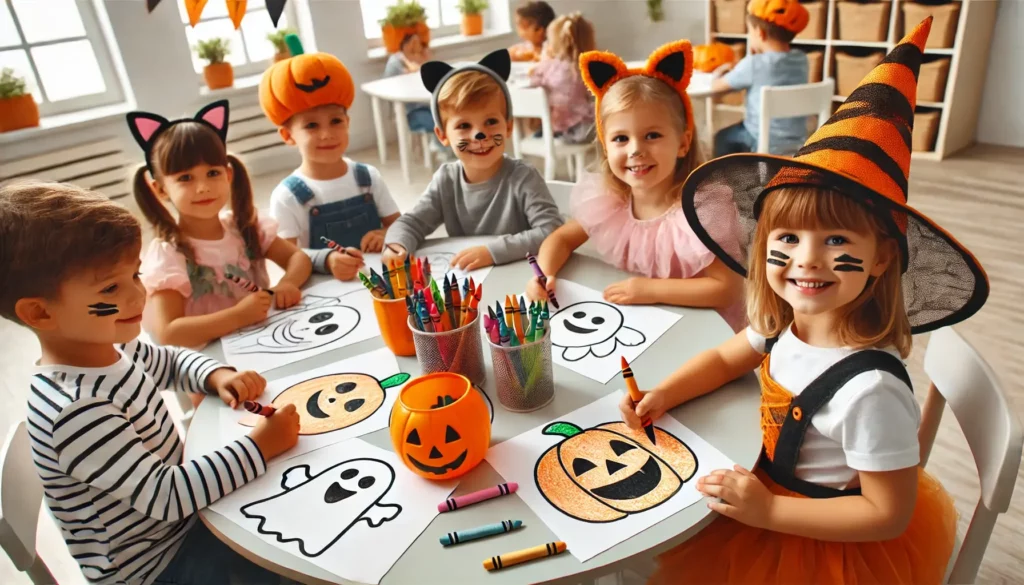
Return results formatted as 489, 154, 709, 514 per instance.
220, 281, 380, 373
218, 348, 410, 460
485, 392, 734, 562
209, 439, 456, 584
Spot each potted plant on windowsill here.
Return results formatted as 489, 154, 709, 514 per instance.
0, 68, 39, 133
457, 0, 488, 36
194, 37, 234, 90
380, 0, 429, 54
267, 28, 297, 63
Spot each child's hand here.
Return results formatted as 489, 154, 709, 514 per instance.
209, 368, 266, 409
526, 275, 556, 303
604, 277, 649, 305
361, 229, 386, 253
381, 243, 407, 266
618, 388, 668, 429
712, 62, 735, 78
698, 465, 775, 529
271, 283, 302, 309
233, 291, 272, 327
249, 403, 300, 460
452, 246, 494, 271
327, 249, 364, 281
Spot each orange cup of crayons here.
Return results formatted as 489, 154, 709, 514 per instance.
374, 297, 416, 357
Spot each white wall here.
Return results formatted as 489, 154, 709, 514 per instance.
976, 0, 1024, 148
544, 0, 706, 59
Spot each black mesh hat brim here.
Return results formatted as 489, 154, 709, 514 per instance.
681, 153, 989, 334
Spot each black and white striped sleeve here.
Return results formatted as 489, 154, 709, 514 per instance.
52, 397, 266, 520
136, 340, 223, 395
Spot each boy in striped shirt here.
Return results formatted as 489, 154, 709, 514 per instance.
0, 182, 300, 585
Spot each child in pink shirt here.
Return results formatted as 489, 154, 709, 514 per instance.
529, 12, 596, 143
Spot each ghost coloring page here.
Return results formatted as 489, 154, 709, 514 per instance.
545, 280, 682, 383
209, 439, 457, 584
221, 280, 380, 373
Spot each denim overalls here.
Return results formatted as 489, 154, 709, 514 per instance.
284, 163, 380, 249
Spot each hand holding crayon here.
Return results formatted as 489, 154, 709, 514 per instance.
526, 253, 560, 309
620, 356, 657, 445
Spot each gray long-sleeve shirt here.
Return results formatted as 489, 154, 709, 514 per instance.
384, 157, 564, 264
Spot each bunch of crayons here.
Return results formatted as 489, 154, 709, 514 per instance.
356, 251, 429, 301
406, 273, 482, 332
483, 296, 550, 347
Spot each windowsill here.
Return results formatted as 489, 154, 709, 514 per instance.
0, 101, 135, 146
367, 29, 515, 61
199, 72, 264, 97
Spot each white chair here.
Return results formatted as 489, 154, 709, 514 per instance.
919, 327, 1023, 584
510, 85, 593, 181
757, 79, 834, 154
0, 422, 56, 584
546, 179, 573, 218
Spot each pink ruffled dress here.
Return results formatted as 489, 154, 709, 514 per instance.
571, 174, 746, 331
140, 212, 278, 318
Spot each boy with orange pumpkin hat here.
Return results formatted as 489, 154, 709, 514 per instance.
260, 35, 401, 281
711, 0, 811, 156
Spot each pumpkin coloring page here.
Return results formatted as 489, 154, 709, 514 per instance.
485, 392, 735, 562
210, 439, 456, 584
218, 348, 410, 461
545, 280, 682, 384
221, 280, 380, 373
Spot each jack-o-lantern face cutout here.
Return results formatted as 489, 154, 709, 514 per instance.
241, 373, 410, 435
535, 421, 698, 522
693, 43, 737, 73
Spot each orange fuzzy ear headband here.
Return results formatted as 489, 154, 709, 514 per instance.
579, 40, 695, 146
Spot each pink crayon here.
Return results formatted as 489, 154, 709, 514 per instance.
439, 482, 518, 513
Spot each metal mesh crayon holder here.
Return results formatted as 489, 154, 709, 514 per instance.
408, 316, 485, 387
487, 330, 554, 412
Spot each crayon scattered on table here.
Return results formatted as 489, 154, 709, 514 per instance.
483, 542, 566, 571
526, 253, 560, 309
621, 356, 656, 445
226, 274, 274, 296
242, 400, 275, 417
439, 482, 518, 513
440, 520, 522, 546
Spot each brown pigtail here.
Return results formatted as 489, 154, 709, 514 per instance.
227, 154, 261, 260
132, 165, 195, 262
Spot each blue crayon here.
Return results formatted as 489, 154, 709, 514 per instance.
440, 520, 523, 546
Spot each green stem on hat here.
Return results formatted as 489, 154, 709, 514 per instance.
285, 34, 304, 57
542, 422, 583, 438
380, 373, 411, 389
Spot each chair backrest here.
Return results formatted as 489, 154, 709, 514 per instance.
508, 85, 555, 163
0, 421, 43, 571
920, 327, 1023, 584
546, 180, 573, 217
757, 79, 834, 154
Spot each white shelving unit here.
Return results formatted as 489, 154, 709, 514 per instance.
704, 0, 1000, 159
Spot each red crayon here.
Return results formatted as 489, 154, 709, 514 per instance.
243, 400, 276, 417
439, 482, 518, 513
226, 274, 273, 295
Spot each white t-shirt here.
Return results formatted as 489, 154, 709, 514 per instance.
269, 159, 400, 247
747, 326, 920, 490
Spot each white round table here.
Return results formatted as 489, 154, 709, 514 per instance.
185, 251, 761, 585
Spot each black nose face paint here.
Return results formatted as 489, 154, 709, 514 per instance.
767, 250, 789, 267
834, 254, 865, 272
474, 132, 486, 140
88, 302, 119, 317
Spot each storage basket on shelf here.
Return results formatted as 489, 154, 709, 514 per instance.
835, 50, 884, 96
913, 110, 940, 151
836, 0, 890, 42
902, 2, 960, 48
713, 0, 747, 33
918, 58, 950, 102
797, 1, 827, 39
807, 50, 824, 83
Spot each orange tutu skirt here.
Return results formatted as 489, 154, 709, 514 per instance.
652, 468, 956, 585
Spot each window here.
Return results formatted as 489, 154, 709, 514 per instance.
360, 0, 469, 44
0, 0, 123, 116
181, 0, 292, 78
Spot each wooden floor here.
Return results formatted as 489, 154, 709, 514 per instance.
0, 143, 1021, 583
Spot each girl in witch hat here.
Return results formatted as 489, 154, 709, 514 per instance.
619, 18, 988, 584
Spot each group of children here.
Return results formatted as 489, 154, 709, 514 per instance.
0, 0, 991, 581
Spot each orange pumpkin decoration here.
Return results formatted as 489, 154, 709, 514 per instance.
0, 94, 40, 133
535, 421, 697, 523
259, 34, 355, 126
747, 0, 810, 34
693, 42, 737, 73
390, 373, 490, 480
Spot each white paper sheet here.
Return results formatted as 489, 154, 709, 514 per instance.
485, 392, 734, 562
544, 280, 682, 383
220, 281, 380, 373
217, 348, 411, 460
209, 439, 456, 585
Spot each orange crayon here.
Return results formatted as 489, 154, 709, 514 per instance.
621, 356, 656, 444
484, 541, 566, 571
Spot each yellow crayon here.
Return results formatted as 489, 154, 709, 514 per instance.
483, 541, 567, 571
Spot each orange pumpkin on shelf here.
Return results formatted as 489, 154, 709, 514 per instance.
390, 373, 491, 480
535, 421, 697, 523
693, 42, 737, 73
259, 34, 355, 126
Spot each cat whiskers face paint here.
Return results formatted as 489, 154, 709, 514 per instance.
456, 140, 470, 152
492, 133, 504, 146
767, 250, 789, 267
88, 302, 119, 317
833, 253, 865, 273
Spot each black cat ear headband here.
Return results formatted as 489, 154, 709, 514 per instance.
420, 49, 513, 129
125, 99, 230, 172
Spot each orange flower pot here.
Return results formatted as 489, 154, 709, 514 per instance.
382, 22, 430, 53
461, 13, 483, 36
203, 62, 234, 90
0, 94, 40, 133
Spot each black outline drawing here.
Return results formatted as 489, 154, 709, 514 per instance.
533, 421, 698, 524
240, 458, 402, 557
226, 294, 362, 355
549, 301, 646, 362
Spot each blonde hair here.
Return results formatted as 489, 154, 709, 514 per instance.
597, 76, 704, 200
545, 12, 595, 63
747, 186, 912, 357
436, 70, 508, 129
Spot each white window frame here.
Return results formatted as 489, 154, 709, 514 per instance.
361, 0, 489, 49
1, 0, 124, 117
184, 0, 299, 82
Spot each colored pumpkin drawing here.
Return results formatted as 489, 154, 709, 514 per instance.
534, 421, 698, 522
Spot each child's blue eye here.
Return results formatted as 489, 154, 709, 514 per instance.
457, 122, 470, 130
305, 122, 318, 129
331, 118, 343, 125
826, 235, 847, 245
177, 174, 191, 182
778, 234, 798, 244
645, 132, 662, 140
486, 118, 499, 125
611, 135, 628, 143
207, 169, 220, 177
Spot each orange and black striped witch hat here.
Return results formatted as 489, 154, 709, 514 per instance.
682, 17, 988, 333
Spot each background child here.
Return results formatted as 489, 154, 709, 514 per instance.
627, 20, 988, 584
262, 37, 399, 279
510, 1, 556, 62
0, 181, 301, 585
528, 41, 745, 331
130, 101, 311, 351
529, 12, 597, 144
383, 33, 436, 136
711, 0, 809, 156
382, 49, 563, 269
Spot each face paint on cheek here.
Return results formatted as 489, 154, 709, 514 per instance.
456, 140, 470, 152
766, 250, 789, 267
88, 302, 119, 317
492, 134, 504, 146
833, 253, 865, 272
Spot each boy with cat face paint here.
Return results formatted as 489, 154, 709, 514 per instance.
382, 50, 563, 270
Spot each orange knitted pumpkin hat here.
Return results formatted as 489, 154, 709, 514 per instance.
259, 35, 354, 126
682, 18, 988, 334
747, 0, 809, 34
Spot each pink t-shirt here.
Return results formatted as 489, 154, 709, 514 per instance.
529, 58, 594, 134
571, 174, 747, 332
140, 211, 278, 318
